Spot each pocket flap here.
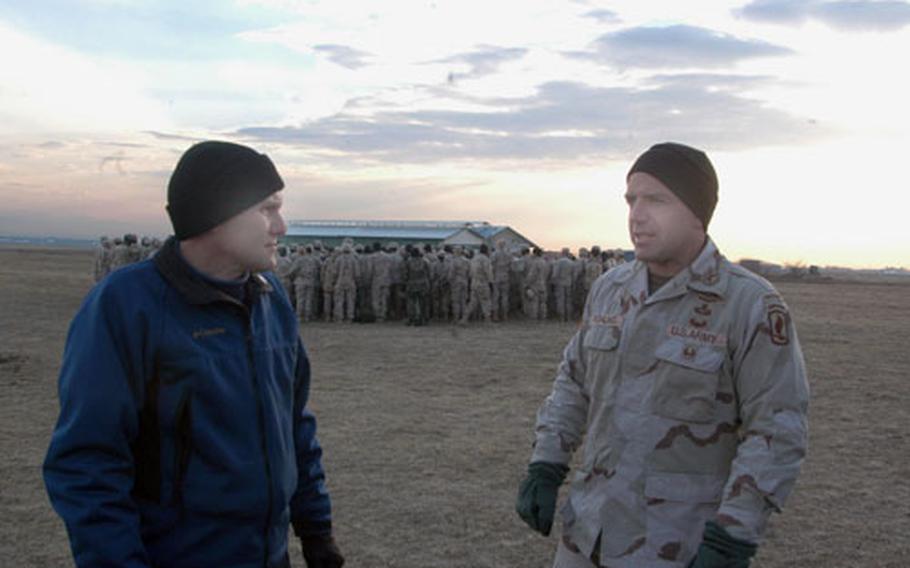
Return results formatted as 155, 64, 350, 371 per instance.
645, 472, 725, 503
583, 325, 620, 351
655, 338, 724, 373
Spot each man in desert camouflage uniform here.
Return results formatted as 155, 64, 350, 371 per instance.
93, 236, 113, 282
292, 245, 322, 322
108, 235, 130, 271
490, 241, 512, 321
371, 244, 393, 322
461, 243, 494, 324
524, 248, 549, 321
402, 245, 431, 325
434, 246, 454, 321
333, 241, 359, 323
517, 142, 809, 568
321, 248, 338, 322
512, 247, 531, 318
450, 246, 471, 323
582, 246, 603, 302
552, 248, 576, 322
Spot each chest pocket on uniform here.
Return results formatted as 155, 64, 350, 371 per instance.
583, 324, 620, 351
651, 338, 724, 423
582, 324, 622, 401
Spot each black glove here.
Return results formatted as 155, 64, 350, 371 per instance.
300, 534, 344, 568
515, 461, 569, 536
687, 521, 758, 568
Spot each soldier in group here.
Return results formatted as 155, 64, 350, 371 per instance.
551, 247, 576, 322
461, 243, 494, 324
490, 241, 512, 322
292, 245, 322, 322
602, 249, 616, 271
449, 246, 471, 322
125, 234, 143, 264
107, 235, 130, 271
516, 142, 809, 568
422, 244, 438, 320
512, 247, 530, 318
402, 245, 431, 325
93, 236, 112, 282
332, 242, 359, 323
524, 247, 549, 320
275, 245, 296, 310
355, 244, 374, 322
572, 248, 588, 320
615, 248, 627, 265
582, 245, 603, 301
147, 237, 163, 259
371, 244, 393, 322
387, 243, 405, 320
321, 247, 337, 322
434, 246, 454, 321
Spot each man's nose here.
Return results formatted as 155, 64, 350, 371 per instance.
274, 213, 287, 236
628, 201, 647, 224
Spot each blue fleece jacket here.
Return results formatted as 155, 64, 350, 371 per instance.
44, 237, 332, 568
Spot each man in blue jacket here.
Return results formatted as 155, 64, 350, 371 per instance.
44, 141, 344, 568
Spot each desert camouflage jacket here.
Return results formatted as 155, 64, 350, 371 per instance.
531, 238, 809, 567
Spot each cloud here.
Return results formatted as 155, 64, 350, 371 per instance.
566, 24, 793, 69
581, 9, 621, 23
735, 0, 910, 31
312, 44, 373, 69
37, 141, 66, 149
234, 75, 826, 165
431, 45, 529, 83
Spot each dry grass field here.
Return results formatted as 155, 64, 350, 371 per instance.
1, 245, 908, 567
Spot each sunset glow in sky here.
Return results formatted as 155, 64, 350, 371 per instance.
1, 0, 909, 268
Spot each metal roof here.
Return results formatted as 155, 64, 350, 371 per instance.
283, 220, 535, 246
469, 225, 506, 239
285, 225, 466, 240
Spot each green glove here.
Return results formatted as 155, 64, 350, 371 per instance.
300, 534, 344, 568
687, 521, 758, 568
515, 461, 569, 536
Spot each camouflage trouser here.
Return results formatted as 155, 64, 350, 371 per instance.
294, 279, 317, 321
334, 285, 356, 322
554, 284, 573, 322
492, 280, 509, 321
435, 283, 451, 321
406, 289, 428, 325
372, 283, 389, 321
323, 291, 334, 321
526, 286, 548, 320
463, 283, 492, 322
451, 281, 468, 322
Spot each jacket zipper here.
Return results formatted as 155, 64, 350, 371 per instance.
245, 316, 275, 568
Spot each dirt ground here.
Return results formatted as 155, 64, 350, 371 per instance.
1, 245, 908, 567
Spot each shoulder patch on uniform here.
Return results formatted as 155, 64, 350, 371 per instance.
766, 304, 790, 346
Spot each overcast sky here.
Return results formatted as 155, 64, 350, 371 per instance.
1, 0, 908, 268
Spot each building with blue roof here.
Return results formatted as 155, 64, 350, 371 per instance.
282, 220, 537, 251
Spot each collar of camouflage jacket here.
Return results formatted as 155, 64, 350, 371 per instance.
618, 237, 729, 305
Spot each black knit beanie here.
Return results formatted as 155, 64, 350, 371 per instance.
627, 142, 718, 228
166, 141, 285, 240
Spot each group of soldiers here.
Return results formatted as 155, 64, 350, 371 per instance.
273, 239, 627, 325
93, 234, 163, 282
92, 234, 628, 324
